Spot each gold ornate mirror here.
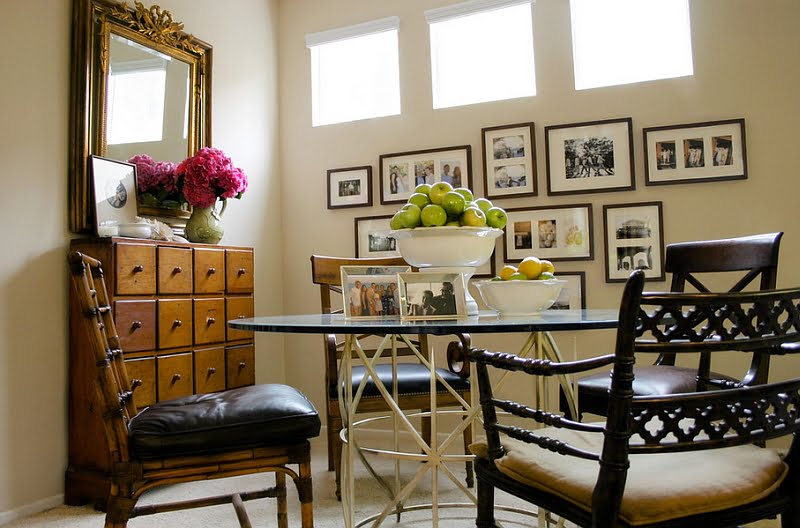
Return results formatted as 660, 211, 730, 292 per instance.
69, 0, 212, 232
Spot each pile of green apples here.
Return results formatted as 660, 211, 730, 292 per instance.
389, 182, 508, 230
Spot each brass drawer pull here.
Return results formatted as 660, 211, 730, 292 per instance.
172, 319, 182, 328
207, 367, 216, 375
238, 314, 246, 319
131, 379, 143, 391
207, 267, 217, 275
172, 266, 182, 274
131, 320, 143, 330
238, 361, 246, 370
238, 267, 247, 275
206, 317, 216, 325
171, 373, 182, 383
133, 265, 144, 273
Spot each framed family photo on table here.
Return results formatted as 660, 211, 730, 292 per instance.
340, 265, 410, 319
481, 122, 537, 199
398, 272, 467, 320
503, 204, 594, 262
379, 145, 473, 204
354, 215, 400, 258
643, 118, 747, 186
545, 117, 635, 196
603, 201, 665, 283
327, 165, 372, 209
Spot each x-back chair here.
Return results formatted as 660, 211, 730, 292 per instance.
69, 251, 320, 528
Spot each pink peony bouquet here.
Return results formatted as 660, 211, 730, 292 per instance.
175, 147, 248, 209
128, 154, 184, 210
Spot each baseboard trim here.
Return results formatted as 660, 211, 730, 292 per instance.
0, 494, 64, 526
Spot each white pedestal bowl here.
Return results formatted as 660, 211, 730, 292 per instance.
474, 278, 567, 317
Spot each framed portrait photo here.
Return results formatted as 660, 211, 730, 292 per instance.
354, 215, 400, 258
327, 165, 372, 209
504, 204, 594, 262
398, 272, 467, 320
481, 122, 537, 199
545, 117, 635, 196
379, 145, 473, 204
91, 155, 139, 235
603, 201, 665, 283
643, 118, 747, 186
340, 265, 410, 319
549, 271, 586, 311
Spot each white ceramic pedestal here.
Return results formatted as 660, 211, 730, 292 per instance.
417, 266, 479, 316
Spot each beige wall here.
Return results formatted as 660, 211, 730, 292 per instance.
277, 0, 800, 420
0, 0, 283, 520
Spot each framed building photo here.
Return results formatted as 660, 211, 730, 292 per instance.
398, 272, 467, 320
379, 145, 473, 204
549, 271, 586, 310
354, 215, 400, 258
481, 122, 537, 199
603, 201, 665, 283
503, 204, 594, 262
643, 118, 747, 186
327, 165, 372, 209
340, 265, 410, 319
91, 155, 139, 235
545, 117, 635, 196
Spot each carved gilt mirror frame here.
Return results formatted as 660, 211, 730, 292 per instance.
69, 0, 212, 232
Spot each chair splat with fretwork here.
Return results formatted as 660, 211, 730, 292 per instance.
69, 251, 320, 528
567, 232, 783, 420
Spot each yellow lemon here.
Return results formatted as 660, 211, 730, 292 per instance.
518, 256, 543, 280
499, 265, 518, 281
540, 259, 555, 274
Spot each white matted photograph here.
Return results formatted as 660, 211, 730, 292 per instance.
503, 204, 594, 262
327, 165, 372, 209
379, 145, 472, 204
548, 271, 585, 310
481, 122, 537, 199
603, 201, 665, 283
354, 215, 400, 258
91, 155, 138, 235
340, 265, 410, 319
398, 272, 467, 320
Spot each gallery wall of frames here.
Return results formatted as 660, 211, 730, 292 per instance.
324, 117, 747, 305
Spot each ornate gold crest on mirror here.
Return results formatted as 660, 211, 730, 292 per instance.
69, 0, 212, 232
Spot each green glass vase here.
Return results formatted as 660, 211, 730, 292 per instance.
185, 199, 226, 244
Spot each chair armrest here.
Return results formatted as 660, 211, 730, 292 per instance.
446, 339, 471, 379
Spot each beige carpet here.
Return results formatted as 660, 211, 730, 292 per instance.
3, 435, 781, 527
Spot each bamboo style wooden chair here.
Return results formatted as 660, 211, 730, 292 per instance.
564, 232, 783, 420
69, 251, 321, 528
310, 254, 474, 500
470, 270, 800, 528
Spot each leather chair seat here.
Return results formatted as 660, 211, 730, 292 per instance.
330, 363, 470, 399
579, 364, 737, 398
129, 384, 321, 459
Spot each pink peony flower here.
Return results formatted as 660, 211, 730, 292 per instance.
176, 147, 249, 208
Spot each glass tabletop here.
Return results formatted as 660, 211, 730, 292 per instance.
229, 309, 618, 335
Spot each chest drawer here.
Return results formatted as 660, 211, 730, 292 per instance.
157, 299, 193, 349
114, 300, 155, 352
125, 357, 156, 409
194, 346, 226, 394
158, 247, 193, 294
226, 250, 254, 293
194, 298, 226, 345
157, 353, 194, 401
194, 248, 225, 293
226, 344, 255, 389
226, 296, 254, 341
115, 243, 156, 295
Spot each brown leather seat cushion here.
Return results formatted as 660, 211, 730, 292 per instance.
330, 363, 470, 399
129, 384, 321, 460
579, 365, 736, 398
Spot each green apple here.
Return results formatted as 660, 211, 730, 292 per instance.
445, 220, 461, 226
454, 187, 474, 202
414, 183, 432, 196
473, 197, 493, 213
390, 211, 405, 230
538, 271, 556, 280
490, 276, 503, 281
429, 181, 454, 205
509, 272, 529, 281
460, 206, 487, 227
408, 192, 430, 210
420, 204, 447, 226
441, 191, 466, 216
485, 206, 508, 229
399, 203, 421, 228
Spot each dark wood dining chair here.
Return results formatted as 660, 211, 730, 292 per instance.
310, 254, 473, 500
69, 251, 321, 528
470, 269, 800, 528
565, 231, 783, 419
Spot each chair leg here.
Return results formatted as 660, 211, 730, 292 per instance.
295, 458, 315, 528
275, 472, 288, 528
104, 491, 136, 528
462, 421, 474, 488
476, 475, 498, 528
329, 413, 343, 500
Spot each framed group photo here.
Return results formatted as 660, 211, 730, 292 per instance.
379, 145, 473, 204
481, 122, 537, 199
354, 215, 400, 258
545, 117, 635, 196
91, 155, 138, 235
603, 201, 665, 283
643, 118, 747, 186
327, 165, 372, 209
398, 272, 467, 320
340, 265, 410, 319
549, 271, 586, 310
503, 204, 594, 262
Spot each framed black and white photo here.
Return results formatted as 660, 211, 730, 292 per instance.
643, 118, 747, 186
398, 272, 467, 320
503, 204, 594, 262
91, 155, 139, 235
379, 145, 472, 204
327, 165, 372, 209
481, 122, 537, 199
354, 215, 400, 258
548, 271, 585, 310
340, 265, 410, 319
603, 202, 665, 283
545, 117, 635, 196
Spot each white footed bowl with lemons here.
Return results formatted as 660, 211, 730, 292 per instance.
476, 256, 565, 316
